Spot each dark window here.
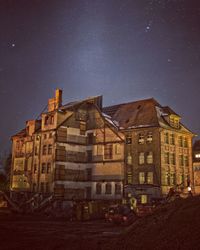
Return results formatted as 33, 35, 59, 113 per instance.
115, 183, 121, 195
104, 144, 113, 159
87, 133, 94, 144
125, 136, 132, 144
96, 183, 102, 194
43, 145, 47, 155
47, 163, 51, 173
48, 145, 52, 154
105, 183, 112, 194
41, 163, 46, 174
87, 150, 92, 162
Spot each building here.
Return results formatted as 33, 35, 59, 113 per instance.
103, 98, 194, 203
193, 140, 200, 194
10, 89, 124, 206
10, 90, 195, 207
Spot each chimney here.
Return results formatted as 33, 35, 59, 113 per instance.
55, 89, 62, 109
48, 88, 62, 112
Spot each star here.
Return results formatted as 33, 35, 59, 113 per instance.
11, 43, 15, 47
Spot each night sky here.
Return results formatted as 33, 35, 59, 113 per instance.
0, 0, 200, 153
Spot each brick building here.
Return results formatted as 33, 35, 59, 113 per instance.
193, 140, 200, 194
10, 90, 195, 206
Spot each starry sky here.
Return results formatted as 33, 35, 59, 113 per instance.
0, 0, 200, 153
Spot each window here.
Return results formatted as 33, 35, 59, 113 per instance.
41, 163, 46, 174
147, 132, 153, 143
44, 115, 54, 125
170, 134, 175, 145
115, 144, 121, 154
97, 145, 103, 155
170, 116, 175, 127
139, 152, 145, 165
139, 172, 145, 184
115, 183, 121, 195
127, 154, 132, 165
126, 135, 132, 144
105, 183, 112, 194
127, 166, 133, 184
164, 152, 170, 164
42, 145, 47, 155
96, 183, 102, 195
195, 154, 200, 159
174, 118, 180, 128
165, 172, 170, 185
178, 136, 183, 147
171, 173, 176, 185
170, 153, 176, 165
179, 155, 184, 166
80, 122, 86, 135
43, 134, 47, 140
184, 155, 189, 166
104, 144, 113, 159
34, 164, 37, 173
147, 152, 153, 164
183, 137, 188, 148
48, 144, 52, 154
49, 133, 52, 138
141, 195, 148, 204
164, 132, 169, 144
147, 172, 153, 184
138, 134, 144, 144
47, 163, 51, 173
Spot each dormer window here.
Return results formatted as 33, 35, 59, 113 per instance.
44, 115, 54, 125
169, 115, 180, 128
147, 132, 153, 143
138, 134, 144, 144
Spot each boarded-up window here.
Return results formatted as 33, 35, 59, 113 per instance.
55, 165, 65, 180
57, 128, 67, 142
104, 144, 113, 159
56, 146, 66, 161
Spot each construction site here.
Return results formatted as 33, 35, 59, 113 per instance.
0, 192, 200, 250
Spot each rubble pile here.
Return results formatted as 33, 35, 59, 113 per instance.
106, 196, 200, 250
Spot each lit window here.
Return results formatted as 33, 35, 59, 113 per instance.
115, 144, 121, 154
183, 137, 188, 148
171, 173, 176, 185
147, 172, 153, 184
139, 152, 145, 165
141, 195, 148, 204
139, 172, 145, 184
147, 152, 153, 164
127, 154, 132, 165
184, 155, 189, 166
195, 154, 200, 158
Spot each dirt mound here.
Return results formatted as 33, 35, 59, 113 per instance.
104, 196, 200, 250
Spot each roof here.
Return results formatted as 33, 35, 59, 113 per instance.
11, 128, 27, 138
103, 98, 161, 129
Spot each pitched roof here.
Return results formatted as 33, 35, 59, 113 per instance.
11, 128, 27, 138
103, 98, 161, 129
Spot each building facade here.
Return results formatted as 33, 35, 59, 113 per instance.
10, 90, 195, 206
193, 140, 200, 194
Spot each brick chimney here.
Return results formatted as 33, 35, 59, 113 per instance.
48, 88, 62, 112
